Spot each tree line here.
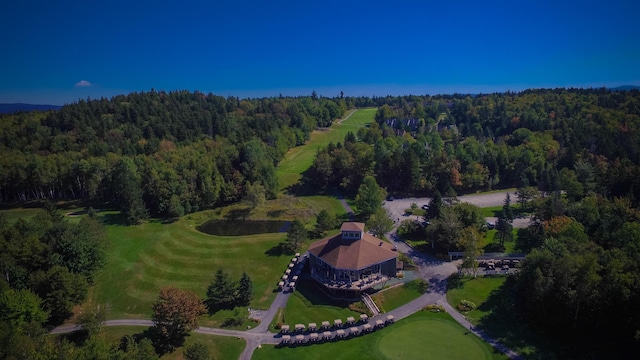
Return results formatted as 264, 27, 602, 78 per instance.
0, 90, 348, 223
306, 88, 640, 204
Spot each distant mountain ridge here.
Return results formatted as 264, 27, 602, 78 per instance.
0, 103, 62, 114
609, 85, 640, 91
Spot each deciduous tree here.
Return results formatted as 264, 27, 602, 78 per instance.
184, 342, 211, 360
367, 207, 394, 238
151, 286, 206, 352
355, 176, 385, 219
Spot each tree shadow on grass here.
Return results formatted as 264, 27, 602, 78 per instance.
475, 277, 552, 360
286, 169, 320, 197
265, 242, 289, 257
99, 212, 129, 226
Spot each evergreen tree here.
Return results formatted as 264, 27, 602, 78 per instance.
503, 193, 514, 223
236, 272, 253, 306
285, 219, 307, 254
111, 158, 148, 225
427, 190, 443, 220
314, 209, 336, 237
206, 269, 236, 313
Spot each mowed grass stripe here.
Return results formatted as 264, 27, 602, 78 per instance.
91, 217, 292, 319
276, 108, 376, 190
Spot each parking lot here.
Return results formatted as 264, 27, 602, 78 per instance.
383, 190, 531, 229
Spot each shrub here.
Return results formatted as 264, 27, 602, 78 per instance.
457, 299, 477, 312
423, 304, 445, 312
348, 301, 371, 316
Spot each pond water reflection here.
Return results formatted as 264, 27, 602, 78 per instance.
196, 220, 290, 236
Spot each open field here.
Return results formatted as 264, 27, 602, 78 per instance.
89, 213, 292, 325
276, 108, 376, 190
254, 311, 509, 360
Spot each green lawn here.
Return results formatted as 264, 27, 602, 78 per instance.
276, 108, 376, 190
278, 280, 362, 328
480, 206, 503, 218
298, 195, 347, 221
483, 229, 517, 253
446, 275, 553, 359
371, 280, 426, 313
89, 213, 292, 326
446, 276, 506, 324
254, 311, 509, 360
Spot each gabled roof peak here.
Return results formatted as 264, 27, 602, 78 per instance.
340, 222, 365, 232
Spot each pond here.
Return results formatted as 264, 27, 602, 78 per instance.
196, 220, 291, 236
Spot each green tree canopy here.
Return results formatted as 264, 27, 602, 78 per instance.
206, 269, 236, 313
314, 209, 336, 237
285, 219, 307, 254
367, 207, 394, 238
355, 176, 385, 219
184, 342, 211, 360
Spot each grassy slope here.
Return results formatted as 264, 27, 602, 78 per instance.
90, 216, 291, 324
371, 280, 425, 313
254, 311, 508, 360
276, 108, 376, 190
446, 277, 507, 325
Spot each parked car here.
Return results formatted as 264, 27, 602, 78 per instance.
486, 221, 495, 229
421, 204, 429, 210
386, 195, 394, 201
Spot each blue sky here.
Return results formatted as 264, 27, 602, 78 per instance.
1, 0, 639, 105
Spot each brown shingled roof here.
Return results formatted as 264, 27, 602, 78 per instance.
308, 224, 397, 270
340, 222, 365, 232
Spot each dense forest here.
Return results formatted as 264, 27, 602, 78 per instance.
306, 88, 640, 358
307, 88, 640, 202
0, 90, 348, 223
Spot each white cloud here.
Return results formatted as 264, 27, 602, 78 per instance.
75, 80, 92, 87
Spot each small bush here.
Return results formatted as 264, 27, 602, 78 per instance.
457, 299, 477, 312
348, 301, 371, 316
423, 304, 445, 312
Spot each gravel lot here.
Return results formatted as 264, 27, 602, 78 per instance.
383, 190, 531, 228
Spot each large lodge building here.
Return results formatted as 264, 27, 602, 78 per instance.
307, 222, 399, 299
